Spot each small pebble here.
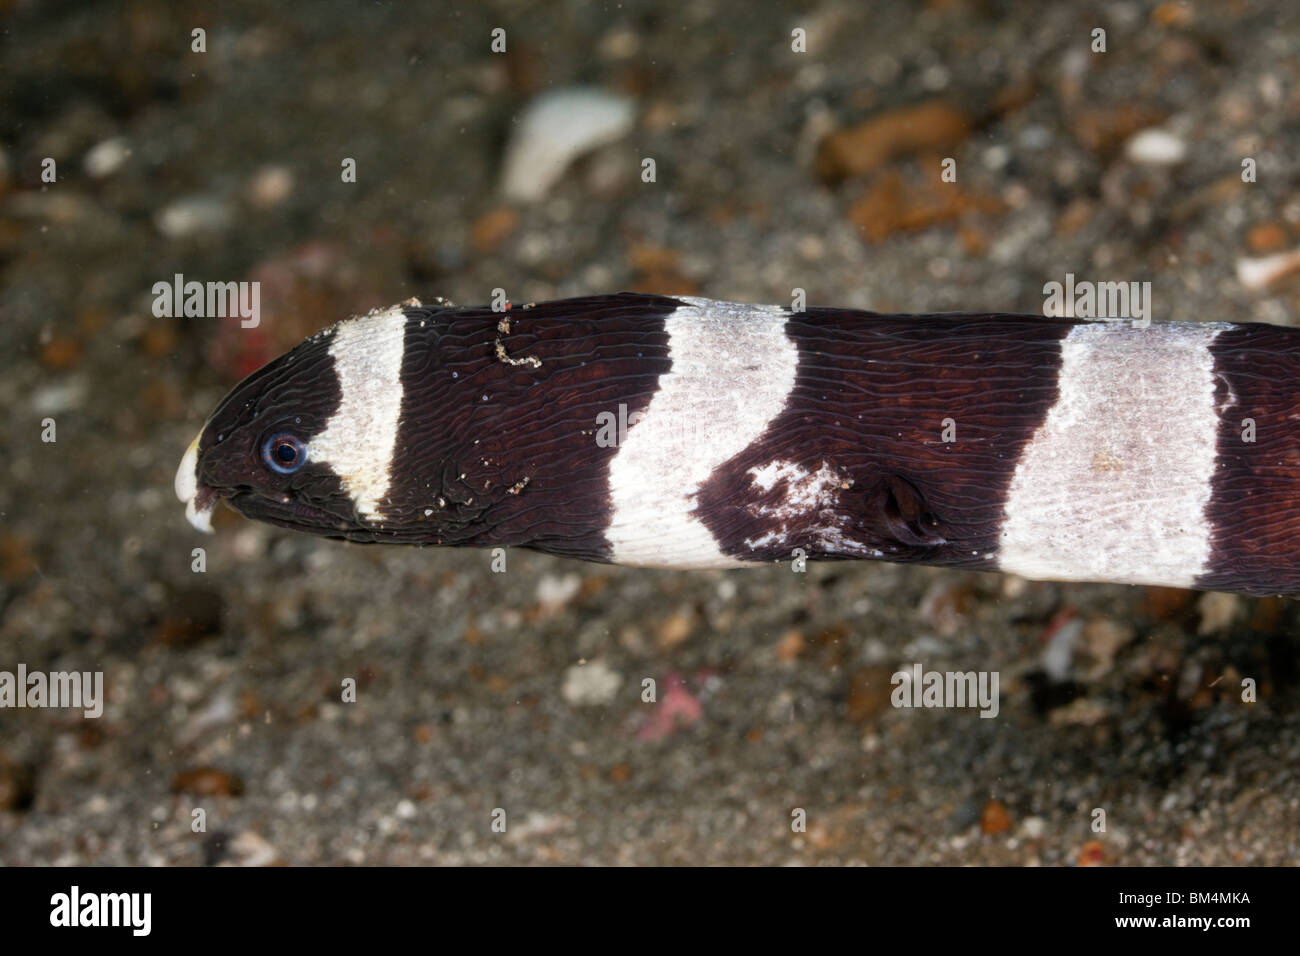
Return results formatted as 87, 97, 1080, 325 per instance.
656, 609, 693, 649
170, 766, 245, 797
1197, 591, 1239, 635
470, 205, 519, 252
1124, 127, 1187, 165
222, 830, 278, 866
1077, 840, 1106, 866
1246, 222, 1288, 253
31, 378, 87, 415
980, 800, 1013, 835
775, 629, 804, 662
246, 165, 294, 208
535, 572, 582, 612
83, 136, 131, 178
0, 758, 35, 811
847, 666, 895, 722
155, 195, 233, 238
561, 659, 623, 706
1041, 615, 1082, 683
1020, 816, 1047, 839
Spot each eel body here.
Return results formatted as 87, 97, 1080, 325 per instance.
175, 293, 1300, 597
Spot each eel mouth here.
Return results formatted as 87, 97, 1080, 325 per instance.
175, 432, 219, 533
224, 491, 347, 531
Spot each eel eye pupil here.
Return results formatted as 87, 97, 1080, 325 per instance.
263, 433, 307, 474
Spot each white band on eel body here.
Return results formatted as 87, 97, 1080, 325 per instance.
308, 304, 408, 522
998, 321, 1230, 588
605, 297, 799, 568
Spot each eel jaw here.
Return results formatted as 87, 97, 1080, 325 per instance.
175, 433, 217, 533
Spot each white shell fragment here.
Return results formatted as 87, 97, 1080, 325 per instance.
500, 87, 635, 202
1123, 127, 1187, 166
1236, 247, 1300, 291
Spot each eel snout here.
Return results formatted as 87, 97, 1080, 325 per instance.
175, 432, 217, 533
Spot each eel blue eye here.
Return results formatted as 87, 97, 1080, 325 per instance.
263, 433, 307, 474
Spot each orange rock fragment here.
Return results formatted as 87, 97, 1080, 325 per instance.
815, 100, 971, 183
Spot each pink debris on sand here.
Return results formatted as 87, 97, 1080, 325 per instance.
637, 672, 706, 741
